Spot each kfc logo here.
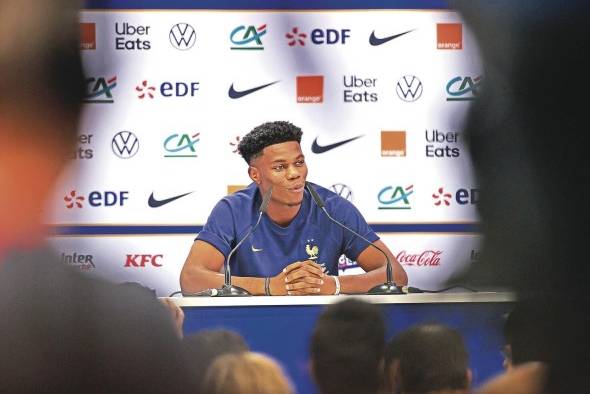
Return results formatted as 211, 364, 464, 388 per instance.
124, 254, 163, 267
396, 250, 442, 266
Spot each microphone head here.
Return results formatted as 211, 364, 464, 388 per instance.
306, 182, 325, 208
259, 186, 273, 213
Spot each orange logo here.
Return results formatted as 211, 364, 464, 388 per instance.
437, 23, 462, 50
227, 185, 247, 195
80, 23, 96, 50
297, 75, 324, 103
381, 131, 406, 157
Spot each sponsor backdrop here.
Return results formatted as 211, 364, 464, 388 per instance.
47, 1, 482, 296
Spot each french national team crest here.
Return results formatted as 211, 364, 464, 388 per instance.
305, 239, 319, 260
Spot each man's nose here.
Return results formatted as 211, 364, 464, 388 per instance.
286, 166, 301, 179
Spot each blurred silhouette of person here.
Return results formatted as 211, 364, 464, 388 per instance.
182, 329, 249, 393
382, 323, 471, 394
310, 298, 385, 394
453, 1, 590, 393
501, 301, 551, 371
202, 351, 294, 394
0, 1, 191, 392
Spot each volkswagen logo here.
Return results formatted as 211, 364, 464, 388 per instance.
169, 23, 196, 50
112, 131, 139, 159
396, 75, 423, 102
330, 184, 353, 201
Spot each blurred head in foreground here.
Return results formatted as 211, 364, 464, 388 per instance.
0, 0, 84, 254
202, 351, 294, 394
383, 323, 471, 394
310, 299, 385, 394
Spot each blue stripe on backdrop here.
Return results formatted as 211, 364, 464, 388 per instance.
84, 0, 449, 10
50, 222, 479, 236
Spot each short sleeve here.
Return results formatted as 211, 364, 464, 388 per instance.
195, 199, 235, 258
333, 198, 379, 261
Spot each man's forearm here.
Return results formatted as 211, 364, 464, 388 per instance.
180, 267, 266, 295
339, 265, 388, 294
339, 264, 408, 294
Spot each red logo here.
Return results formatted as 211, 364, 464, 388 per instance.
124, 254, 163, 267
437, 23, 462, 50
135, 80, 156, 99
64, 190, 85, 209
397, 250, 442, 267
80, 23, 96, 50
432, 187, 452, 206
286, 27, 307, 46
297, 75, 324, 103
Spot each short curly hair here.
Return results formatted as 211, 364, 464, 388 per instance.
238, 121, 303, 164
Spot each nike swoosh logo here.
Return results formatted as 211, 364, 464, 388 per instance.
148, 192, 193, 208
369, 29, 414, 46
251, 246, 263, 252
228, 80, 280, 99
311, 135, 364, 154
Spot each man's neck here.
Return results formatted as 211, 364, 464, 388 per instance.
266, 202, 301, 227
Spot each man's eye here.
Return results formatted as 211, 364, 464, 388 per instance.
273, 165, 285, 171
295, 160, 305, 166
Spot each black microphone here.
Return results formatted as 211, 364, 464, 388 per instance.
216, 186, 273, 297
306, 182, 403, 295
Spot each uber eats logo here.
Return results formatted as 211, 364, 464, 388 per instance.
425, 129, 461, 158
343, 75, 378, 103
115, 22, 151, 50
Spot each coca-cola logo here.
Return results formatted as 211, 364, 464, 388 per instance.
396, 250, 442, 267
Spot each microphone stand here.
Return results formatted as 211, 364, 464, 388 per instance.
306, 182, 403, 295
216, 186, 273, 297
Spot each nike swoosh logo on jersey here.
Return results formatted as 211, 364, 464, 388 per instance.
251, 245, 263, 252
148, 192, 193, 208
311, 135, 364, 154
228, 80, 280, 99
369, 29, 414, 46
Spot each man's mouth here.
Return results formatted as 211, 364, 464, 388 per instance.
288, 184, 305, 193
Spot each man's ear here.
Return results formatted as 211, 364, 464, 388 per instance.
248, 165, 260, 184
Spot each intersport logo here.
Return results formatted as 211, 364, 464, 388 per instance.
397, 250, 442, 267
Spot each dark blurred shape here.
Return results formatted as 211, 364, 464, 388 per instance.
453, 1, 590, 392
310, 299, 385, 394
0, 250, 191, 393
383, 323, 470, 394
0, 0, 84, 136
502, 301, 552, 369
182, 329, 249, 393
0, 1, 191, 392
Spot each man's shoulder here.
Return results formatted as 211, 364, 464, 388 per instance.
220, 183, 258, 209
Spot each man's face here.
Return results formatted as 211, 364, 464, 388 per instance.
249, 141, 308, 207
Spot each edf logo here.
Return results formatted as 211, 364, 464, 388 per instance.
135, 80, 200, 99
64, 190, 129, 209
125, 254, 163, 267
286, 27, 350, 46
